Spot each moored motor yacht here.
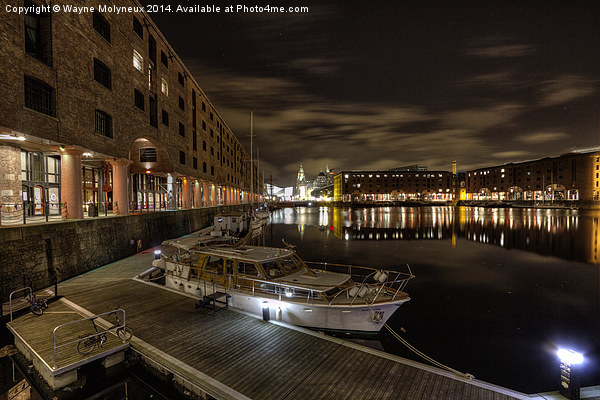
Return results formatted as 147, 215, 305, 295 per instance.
151, 243, 414, 335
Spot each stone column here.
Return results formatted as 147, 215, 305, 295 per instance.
211, 184, 217, 206
0, 145, 23, 222
193, 181, 202, 208
203, 181, 210, 206
60, 146, 84, 219
182, 177, 190, 209
108, 158, 131, 215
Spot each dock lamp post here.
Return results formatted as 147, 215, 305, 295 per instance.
557, 348, 583, 400
154, 249, 162, 260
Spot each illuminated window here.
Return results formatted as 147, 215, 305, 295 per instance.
133, 50, 143, 72
161, 78, 168, 95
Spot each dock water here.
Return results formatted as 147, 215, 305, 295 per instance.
7, 248, 532, 399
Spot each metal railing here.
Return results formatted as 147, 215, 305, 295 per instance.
52, 308, 128, 369
166, 259, 413, 306
8, 287, 33, 322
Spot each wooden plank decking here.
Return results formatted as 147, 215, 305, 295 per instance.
9, 248, 528, 400
7, 300, 129, 375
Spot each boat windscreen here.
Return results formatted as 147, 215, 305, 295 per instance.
277, 255, 304, 274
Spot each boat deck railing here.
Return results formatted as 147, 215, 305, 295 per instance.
165, 261, 414, 306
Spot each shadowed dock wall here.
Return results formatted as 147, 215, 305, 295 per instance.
0, 205, 245, 304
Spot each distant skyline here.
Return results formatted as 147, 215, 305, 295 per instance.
144, 1, 600, 187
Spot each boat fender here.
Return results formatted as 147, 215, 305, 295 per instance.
373, 271, 382, 281
348, 285, 359, 297
358, 286, 368, 298
377, 271, 388, 283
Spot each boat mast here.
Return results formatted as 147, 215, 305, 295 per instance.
250, 111, 254, 209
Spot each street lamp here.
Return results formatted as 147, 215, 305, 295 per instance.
557, 348, 583, 400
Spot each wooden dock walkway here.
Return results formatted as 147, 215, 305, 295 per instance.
8, 248, 529, 400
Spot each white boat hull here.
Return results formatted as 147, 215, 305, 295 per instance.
165, 275, 406, 333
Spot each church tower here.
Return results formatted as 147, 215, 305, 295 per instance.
296, 163, 307, 199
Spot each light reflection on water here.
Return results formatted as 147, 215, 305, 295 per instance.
273, 206, 591, 264
266, 206, 600, 394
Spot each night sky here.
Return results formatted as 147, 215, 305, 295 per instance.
144, 1, 600, 187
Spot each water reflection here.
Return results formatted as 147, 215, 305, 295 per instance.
272, 206, 596, 265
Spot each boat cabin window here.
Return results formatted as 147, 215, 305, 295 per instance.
225, 259, 234, 275
262, 261, 283, 278
278, 255, 304, 274
238, 261, 260, 277
205, 256, 225, 278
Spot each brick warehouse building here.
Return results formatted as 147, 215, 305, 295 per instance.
334, 170, 456, 202
0, 0, 262, 221
465, 150, 599, 201
333, 149, 600, 203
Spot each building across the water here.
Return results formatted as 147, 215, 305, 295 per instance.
0, 0, 262, 221
334, 170, 455, 202
465, 150, 598, 201
333, 149, 600, 203
294, 164, 334, 200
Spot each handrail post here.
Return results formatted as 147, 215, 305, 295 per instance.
9, 287, 32, 322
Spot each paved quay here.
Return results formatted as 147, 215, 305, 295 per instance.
11, 247, 535, 399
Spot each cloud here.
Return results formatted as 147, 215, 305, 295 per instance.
518, 132, 568, 144
468, 44, 533, 58
442, 104, 523, 131
280, 57, 343, 76
537, 75, 597, 106
491, 151, 532, 160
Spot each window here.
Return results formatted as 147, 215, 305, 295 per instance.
178, 72, 184, 86
210, 147, 214, 156
92, 11, 110, 42
179, 122, 185, 137
210, 112, 213, 121
203, 162, 207, 173
148, 34, 156, 64
161, 110, 169, 126
24, 76, 55, 117
210, 128, 213, 137
193, 157, 198, 169
133, 16, 143, 39
179, 151, 185, 165
95, 110, 112, 138
134, 89, 144, 111
140, 148, 157, 162
178, 96, 184, 110
193, 129, 197, 150
93, 58, 111, 89
202, 121, 206, 131
161, 78, 168, 95
238, 261, 260, 277
161, 51, 168, 68
149, 95, 157, 127
203, 140, 207, 151
24, 5, 52, 64
133, 50, 143, 72
211, 166, 214, 175
202, 102, 206, 112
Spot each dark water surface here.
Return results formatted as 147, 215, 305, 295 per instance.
265, 206, 600, 394
1, 205, 597, 397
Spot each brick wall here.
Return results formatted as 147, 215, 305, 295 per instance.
0, 205, 246, 305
